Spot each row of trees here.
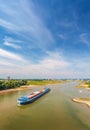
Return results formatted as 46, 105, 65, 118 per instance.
0, 80, 27, 90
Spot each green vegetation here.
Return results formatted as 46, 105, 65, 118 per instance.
0, 80, 27, 90
85, 81, 90, 88
0, 79, 65, 91
27, 79, 63, 85
78, 98, 90, 101
76, 80, 90, 88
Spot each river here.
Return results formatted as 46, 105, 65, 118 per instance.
0, 82, 90, 130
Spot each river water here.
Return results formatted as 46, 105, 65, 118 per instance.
0, 82, 90, 130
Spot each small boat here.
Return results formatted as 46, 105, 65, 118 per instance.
17, 88, 50, 105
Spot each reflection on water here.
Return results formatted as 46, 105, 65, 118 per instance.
0, 82, 90, 130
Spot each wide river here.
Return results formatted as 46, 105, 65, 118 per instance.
0, 82, 90, 130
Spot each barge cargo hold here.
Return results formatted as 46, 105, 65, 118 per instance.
17, 88, 50, 105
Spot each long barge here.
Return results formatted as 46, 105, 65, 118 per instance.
17, 88, 50, 105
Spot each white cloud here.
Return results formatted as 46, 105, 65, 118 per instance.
0, 51, 71, 78
0, 18, 18, 31
0, 0, 54, 49
40, 51, 69, 69
0, 1, 90, 79
0, 59, 17, 67
1, 51, 90, 79
0, 48, 25, 61
3, 36, 21, 49
58, 34, 67, 40
73, 59, 90, 71
4, 42, 20, 49
57, 10, 79, 31
80, 33, 90, 45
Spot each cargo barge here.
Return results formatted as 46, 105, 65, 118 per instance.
17, 88, 50, 105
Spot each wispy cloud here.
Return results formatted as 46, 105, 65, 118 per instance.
0, 50, 90, 79
57, 7, 79, 31
0, 48, 25, 61
0, 51, 71, 78
0, 50, 66, 78
38, 51, 69, 70
3, 36, 21, 49
79, 33, 90, 45
0, 0, 90, 79
0, 0, 54, 50
0, 18, 18, 31
58, 34, 67, 40
0, 59, 18, 67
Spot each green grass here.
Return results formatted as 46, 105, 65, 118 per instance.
78, 98, 90, 101
76, 81, 90, 88
27, 80, 63, 86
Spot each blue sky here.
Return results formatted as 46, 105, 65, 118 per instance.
0, 0, 90, 79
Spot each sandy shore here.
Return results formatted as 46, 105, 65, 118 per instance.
0, 85, 35, 95
73, 98, 90, 107
76, 83, 89, 88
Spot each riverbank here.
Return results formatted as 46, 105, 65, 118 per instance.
0, 85, 34, 95
73, 98, 90, 107
0, 80, 67, 95
73, 81, 90, 107
76, 82, 89, 88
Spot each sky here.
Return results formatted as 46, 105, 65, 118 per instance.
0, 0, 90, 79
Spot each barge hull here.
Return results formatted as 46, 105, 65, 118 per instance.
17, 88, 50, 105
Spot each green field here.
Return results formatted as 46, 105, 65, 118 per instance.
0, 79, 66, 90
27, 80, 64, 85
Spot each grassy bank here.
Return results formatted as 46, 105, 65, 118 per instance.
73, 80, 90, 107
0, 79, 66, 94
27, 80, 64, 86
76, 80, 90, 88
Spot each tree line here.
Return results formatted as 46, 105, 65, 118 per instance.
0, 80, 27, 90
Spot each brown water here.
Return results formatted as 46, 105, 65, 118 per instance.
0, 82, 90, 130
